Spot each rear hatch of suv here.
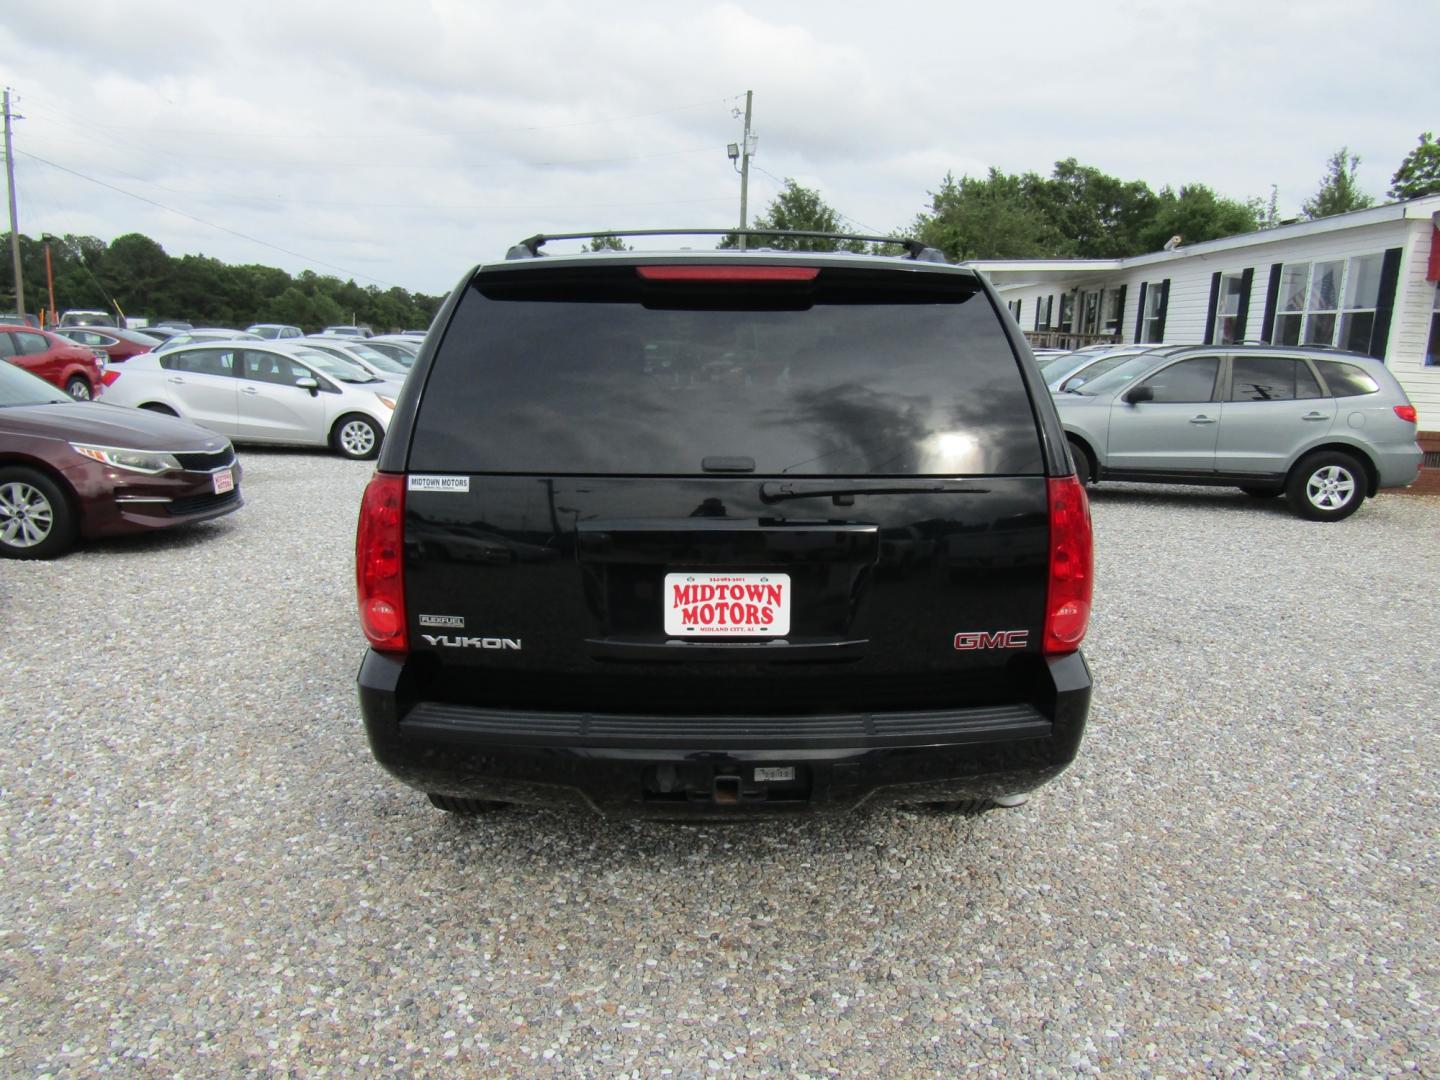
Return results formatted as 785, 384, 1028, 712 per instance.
386, 257, 1062, 719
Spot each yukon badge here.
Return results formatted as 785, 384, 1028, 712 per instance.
422, 634, 522, 650
954, 630, 1029, 650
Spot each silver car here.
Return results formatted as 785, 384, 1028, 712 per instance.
1042, 344, 1167, 393
299, 337, 412, 381
99, 341, 397, 459
1054, 345, 1423, 521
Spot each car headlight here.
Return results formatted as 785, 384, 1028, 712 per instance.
70, 443, 182, 474
375, 394, 397, 411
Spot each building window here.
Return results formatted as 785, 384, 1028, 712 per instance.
1103, 290, 1124, 335
1080, 290, 1101, 335
1140, 283, 1166, 342
1214, 273, 1246, 345
1273, 254, 1383, 352
1428, 286, 1440, 366
1058, 293, 1075, 333
1034, 295, 1053, 331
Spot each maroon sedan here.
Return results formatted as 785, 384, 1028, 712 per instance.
1, 324, 107, 401
0, 361, 242, 558
53, 326, 161, 365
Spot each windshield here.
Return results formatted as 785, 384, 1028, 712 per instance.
291, 349, 381, 383
1038, 351, 1086, 378
339, 344, 408, 374
0, 360, 70, 406
1064, 355, 1153, 396
1059, 353, 1143, 390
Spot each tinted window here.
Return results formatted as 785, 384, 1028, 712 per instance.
1315, 359, 1380, 397
161, 348, 235, 377
412, 266, 1043, 476
1138, 357, 1219, 403
16, 333, 50, 356
1228, 356, 1322, 402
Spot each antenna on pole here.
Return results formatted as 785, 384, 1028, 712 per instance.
3, 88, 24, 317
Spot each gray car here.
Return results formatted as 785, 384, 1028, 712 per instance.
299, 337, 412, 381
1054, 344, 1423, 521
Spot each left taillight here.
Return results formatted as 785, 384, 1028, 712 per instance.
356, 471, 408, 652
1043, 475, 1094, 655
1394, 404, 1417, 424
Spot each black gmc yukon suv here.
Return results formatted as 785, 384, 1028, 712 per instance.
356, 231, 1094, 819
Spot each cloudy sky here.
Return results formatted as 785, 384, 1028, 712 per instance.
3, 0, 1435, 296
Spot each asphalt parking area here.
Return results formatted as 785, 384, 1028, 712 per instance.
2, 449, 1436, 1075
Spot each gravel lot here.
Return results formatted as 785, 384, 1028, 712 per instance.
1, 449, 1436, 1077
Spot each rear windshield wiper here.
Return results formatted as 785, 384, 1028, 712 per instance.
760, 480, 990, 504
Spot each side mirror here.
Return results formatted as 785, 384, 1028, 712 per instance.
1123, 385, 1154, 405
295, 377, 319, 396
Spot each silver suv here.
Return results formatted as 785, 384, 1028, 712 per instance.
1054, 345, 1422, 521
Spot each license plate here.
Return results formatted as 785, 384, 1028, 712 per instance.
664, 572, 790, 637
212, 468, 235, 494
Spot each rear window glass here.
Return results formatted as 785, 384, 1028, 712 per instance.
1315, 359, 1380, 397
411, 265, 1043, 476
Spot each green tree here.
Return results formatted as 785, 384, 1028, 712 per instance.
721, 179, 866, 251
1389, 132, 1440, 200
1137, 184, 1260, 252
912, 169, 1070, 261
583, 234, 632, 252
1026, 158, 1157, 257
1302, 147, 1373, 219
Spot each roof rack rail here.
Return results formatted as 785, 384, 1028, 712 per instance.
504, 229, 947, 263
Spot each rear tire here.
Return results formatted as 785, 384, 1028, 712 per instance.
139, 403, 178, 416
904, 798, 999, 817
0, 467, 78, 559
65, 376, 92, 401
333, 414, 381, 460
1286, 451, 1366, 522
1067, 438, 1094, 485
427, 793, 509, 816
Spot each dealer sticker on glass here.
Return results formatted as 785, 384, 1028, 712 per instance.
663, 572, 791, 637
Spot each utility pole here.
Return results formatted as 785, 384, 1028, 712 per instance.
738, 90, 753, 252
3, 87, 24, 317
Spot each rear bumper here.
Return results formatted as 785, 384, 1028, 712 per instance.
356, 650, 1092, 818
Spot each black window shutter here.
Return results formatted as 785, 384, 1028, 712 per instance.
1234, 267, 1255, 342
1015, 298, 1023, 326
1369, 247, 1404, 361
1261, 263, 1283, 342
1155, 280, 1171, 341
1134, 282, 1148, 341
1203, 272, 1222, 345
1114, 283, 1127, 337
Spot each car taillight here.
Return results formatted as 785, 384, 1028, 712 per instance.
101, 371, 120, 386
1043, 475, 1093, 655
356, 472, 407, 652
1394, 404, 1417, 424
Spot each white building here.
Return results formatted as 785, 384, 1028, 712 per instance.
971, 194, 1440, 434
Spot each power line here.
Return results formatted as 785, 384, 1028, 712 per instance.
17, 150, 400, 288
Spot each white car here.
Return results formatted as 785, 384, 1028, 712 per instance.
101, 341, 398, 459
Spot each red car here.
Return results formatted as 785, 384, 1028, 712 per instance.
0, 361, 242, 558
0, 324, 106, 401
53, 326, 161, 365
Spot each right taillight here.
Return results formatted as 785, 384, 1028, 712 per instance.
1043, 475, 1093, 655
356, 471, 408, 652
1394, 404, 1417, 424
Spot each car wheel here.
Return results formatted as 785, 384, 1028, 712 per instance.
333, 414, 382, 460
426, 793, 509, 816
1067, 438, 1094, 485
139, 403, 178, 416
0, 467, 78, 559
1238, 485, 1283, 498
65, 376, 92, 401
1286, 451, 1366, 522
